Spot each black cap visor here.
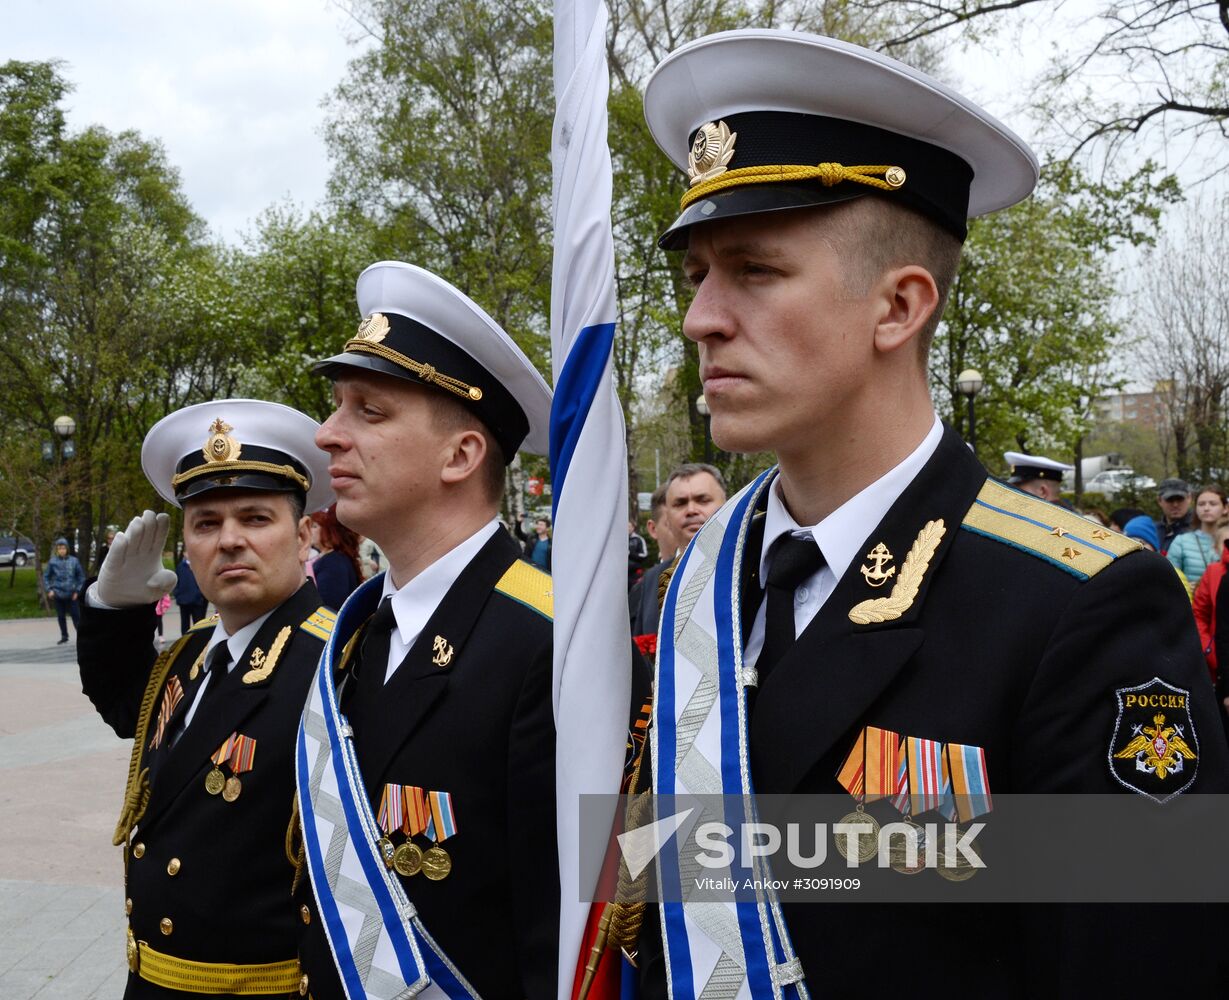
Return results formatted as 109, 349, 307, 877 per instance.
658, 183, 866, 250
176, 473, 305, 504
312, 312, 528, 462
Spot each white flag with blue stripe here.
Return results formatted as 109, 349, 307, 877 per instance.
550, 1, 630, 996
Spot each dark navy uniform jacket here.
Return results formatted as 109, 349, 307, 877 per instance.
638, 426, 1229, 996
79, 581, 332, 999
295, 527, 558, 1000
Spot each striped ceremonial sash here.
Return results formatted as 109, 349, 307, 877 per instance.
653, 469, 810, 1000
296, 575, 478, 1000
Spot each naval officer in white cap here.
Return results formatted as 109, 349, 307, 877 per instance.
1005, 450, 1075, 504
293, 262, 559, 999
617, 28, 1229, 999
78, 399, 336, 999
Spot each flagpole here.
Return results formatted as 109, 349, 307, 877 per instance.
549, 1, 630, 997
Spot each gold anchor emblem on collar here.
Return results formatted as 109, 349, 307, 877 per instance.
432, 635, 454, 668
859, 542, 896, 588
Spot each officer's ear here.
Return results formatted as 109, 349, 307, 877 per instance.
870, 264, 939, 356
439, 428, 489, 490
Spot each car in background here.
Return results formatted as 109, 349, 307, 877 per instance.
1083, 469, 1157, 496
0, 536, 36, 567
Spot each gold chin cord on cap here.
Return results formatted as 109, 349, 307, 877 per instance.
679, 162, 907, 210
170, 461, 311, 492
344, 339, 484, 402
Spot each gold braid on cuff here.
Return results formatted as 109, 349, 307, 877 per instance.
680, 162, 906, 210
170, 461, 310, 492
344, 339, 484, 402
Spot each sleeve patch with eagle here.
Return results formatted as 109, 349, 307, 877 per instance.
1108, 677, 1199, 803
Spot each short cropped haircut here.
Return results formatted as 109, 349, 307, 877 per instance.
286, 491, 306, 523
429, 394, 507, 503
649, 482, 669, 519
820, 196, 963, 359
665, 462, 727, 498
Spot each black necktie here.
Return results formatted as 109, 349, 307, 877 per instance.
168, 642, 231, 749
758, 534, 825, 682
357, 597, 397, 690
348, 598, 398, 745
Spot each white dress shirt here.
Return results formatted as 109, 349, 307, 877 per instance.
744, 416, 943, 669
379, 519, 501, 683
180, 609, 273, 732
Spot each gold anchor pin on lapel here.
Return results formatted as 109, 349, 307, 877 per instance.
859, 542, 896, 588
432, 635, 454, 668
243, 626, 291, 683
849, 520, 946, 625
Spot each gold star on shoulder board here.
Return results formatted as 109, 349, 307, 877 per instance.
1061, 546, 1081, 559
1050, 526, 1069, 538
1091, 528, 1111, 541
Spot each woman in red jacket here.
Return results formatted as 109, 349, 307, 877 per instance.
1192, 516, 1229, 685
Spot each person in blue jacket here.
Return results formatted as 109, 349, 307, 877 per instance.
172, 555, 209, 632
43, 537, 85, 644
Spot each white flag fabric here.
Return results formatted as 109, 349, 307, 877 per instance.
550, 1, 630, 997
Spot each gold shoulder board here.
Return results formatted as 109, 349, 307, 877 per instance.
495, 561, 554, 621
962, 478, 1140, 580
299, 606, 338, 641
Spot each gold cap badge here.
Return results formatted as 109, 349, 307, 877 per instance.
687, 121, 737, 187
203, 419, 241, 464
356, 313, 390, 344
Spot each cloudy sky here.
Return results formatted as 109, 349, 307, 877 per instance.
7, 0, 1216, 250
8, 0, 365, 242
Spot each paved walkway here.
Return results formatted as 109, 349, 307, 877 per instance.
0, 613, 182, 999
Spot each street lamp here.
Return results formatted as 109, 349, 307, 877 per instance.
49, 415, 76, 545
955, 369, 984, 456
695, 394, 712, 463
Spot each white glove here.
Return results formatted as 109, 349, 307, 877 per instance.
95, 511, 178, 608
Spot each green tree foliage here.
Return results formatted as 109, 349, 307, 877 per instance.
931, 160, 1180, 474
238, 205, 378, 421
325, 0, 554, 371
0, 60, 251, 562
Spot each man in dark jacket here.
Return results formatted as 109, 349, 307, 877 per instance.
172, 556, 208, 632
78, 398, 333, 999
1155, 477, 1195, 556
295, 261, 558, 999
626, 28, 1229, 998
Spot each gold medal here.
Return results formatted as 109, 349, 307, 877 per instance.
204, 767, 225, 795
421, 844, 452, 881
937, 827, 978, 882
376, 838, 395, 870
393, 841, 423, 878
222, 775, 242, 802
834, 806, 880, 863
888, 820, 927, 875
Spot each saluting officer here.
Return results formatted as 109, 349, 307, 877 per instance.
293, 262, 557, 999
621, 29, 1229, 997
78, 399, 335, 999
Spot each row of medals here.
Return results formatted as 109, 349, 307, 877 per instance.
835, 805, 977, 881
204, 766, 243, 803
377, 836, 453, 882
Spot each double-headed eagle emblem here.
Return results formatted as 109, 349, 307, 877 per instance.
1113, 713, 1197, 779
203, 418, 241, 464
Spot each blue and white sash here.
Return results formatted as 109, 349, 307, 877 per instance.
296, 574, 480, 1000
652, 469, 809, 1000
